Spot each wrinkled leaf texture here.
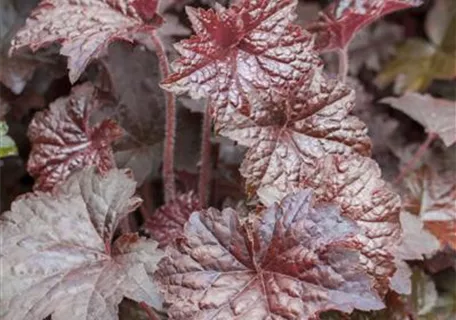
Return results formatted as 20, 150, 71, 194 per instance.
306, 0, 423, 52
27, 83, 122, 191
161, 0, 322, 121
143, 191, 201, 248
299, 155, 402, 295
0, 167, 164, 320
220, 71, 371, 194
155, 189, 384, 319
10, 0, 162, 82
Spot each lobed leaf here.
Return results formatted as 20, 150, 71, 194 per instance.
27, 83, 122, 191
155, 189, 384, 319
306, 0, 422, 52
142, 191, 201, 248
299, 155, 402, 295
0, 167, 164, 320
10, 0, 162, 82
161, 0, 322, 118
220, 71, 371, 193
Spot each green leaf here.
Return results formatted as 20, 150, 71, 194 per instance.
0, 121, 18, 158
375, 1, 456, 93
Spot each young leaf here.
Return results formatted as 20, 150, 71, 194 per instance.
404, 165, 456, 250
219, 72, 371, 193
306, 0, 422, 53
142, 191, 201, 248
300, 155, 402, 295
27, 83, 123, 191
10, 0, 162, 82
381, 93, 456, 147
0, 120, 18, 158
0, 167, 164, 320
161, 0, 321, 117
375, 0, 456, 93
155, 189, 384, 319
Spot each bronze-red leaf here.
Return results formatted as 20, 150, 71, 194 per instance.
27, 83, 122, 191
155, 189, 384, 319
10, 0, 162, 82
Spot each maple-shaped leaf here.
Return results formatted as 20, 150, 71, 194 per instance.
27, 83, 123, 191
306, 0, 422, 52
0, 167, 164, 320
375, 0, 456, 93
155, 189, 384, 319
404, 165, 456, 250
10, 0, 162, 82
142, 191, 201, 248
299, 155, 402, 295
219, 72, 371, 193
381, 93, 456, 147
161, 0, 322, 117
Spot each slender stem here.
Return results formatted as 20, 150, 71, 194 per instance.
394, 132, 437, 184
198, 100, 213, 207
337, 47, 349, 83
149, 32, 176, 202
138, 302, 161, 320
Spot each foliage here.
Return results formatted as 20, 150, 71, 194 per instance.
0, 0, 455, 319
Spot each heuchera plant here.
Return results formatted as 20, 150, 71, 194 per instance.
1, 0, 455, 319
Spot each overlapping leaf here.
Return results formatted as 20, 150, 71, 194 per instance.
306, 0, 422, 52
10, 0, 162, 82
142, 191, 201, 248
161, 0, 321, 118
375, 0, 456, 93
92, 42, 165, 185
155, 189, 384, 319
381, 93, 456, 147
390, 211, 439, 294
339, 22, 404, 75
27, 83, 122, 191
404, 165, 456, 250
220, 72, 371, 193
0, 167, 164, 320
299, 155, 402, 295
